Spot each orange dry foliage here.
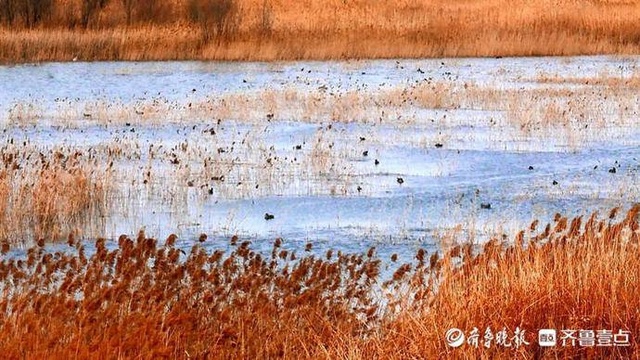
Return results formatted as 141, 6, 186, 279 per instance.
1, 0, 640, 62
0, 207, 639, 358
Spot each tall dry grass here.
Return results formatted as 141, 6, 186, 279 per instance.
0, 145, 109, 244
0, 206, 638, 358
1, 0, 640, 62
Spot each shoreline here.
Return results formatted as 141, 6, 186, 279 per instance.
2, 0, 639, 63
2, 26, 640, 64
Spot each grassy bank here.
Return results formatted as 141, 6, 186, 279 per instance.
0, 207, 638, 358
1, 0, 640, 63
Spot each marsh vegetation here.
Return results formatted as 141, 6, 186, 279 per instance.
1, 56, 639, 357
0, 208, 638, 358
1, 0, 640, 62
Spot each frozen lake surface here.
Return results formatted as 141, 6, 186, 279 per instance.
1, 56, 639, 261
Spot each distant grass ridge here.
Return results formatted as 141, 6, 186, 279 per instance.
0, 206, 638, 358
1, 0, 640, 62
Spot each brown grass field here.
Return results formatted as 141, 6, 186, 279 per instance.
0, 207, 639, 358
1, 0, 640, 62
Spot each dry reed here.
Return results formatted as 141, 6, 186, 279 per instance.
1, 0, 640, 62
0, 143, 109, 244
0, 207, 638, 358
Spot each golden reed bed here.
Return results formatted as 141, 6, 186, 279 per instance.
1, 0, 640, 62
0, 206, 638, 358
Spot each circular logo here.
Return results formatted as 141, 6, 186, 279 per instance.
445, 328, 465, 348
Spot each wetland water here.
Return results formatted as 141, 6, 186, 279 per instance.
1, 56, 640, 260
